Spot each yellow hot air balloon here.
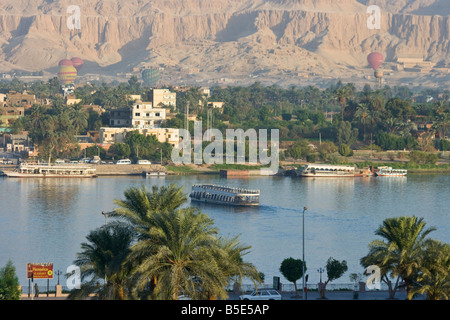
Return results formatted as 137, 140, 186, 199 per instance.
58, 65, 77, 85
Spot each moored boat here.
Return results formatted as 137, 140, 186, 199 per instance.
3, 164, 97, 178
297, 164, 356, 177
144, 171, 166, 177
189, 184, 260, 206
375, 167, 407, 177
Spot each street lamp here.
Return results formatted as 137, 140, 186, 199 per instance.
302, 206, 307, 300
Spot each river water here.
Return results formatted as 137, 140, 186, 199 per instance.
0, 173, 449, 288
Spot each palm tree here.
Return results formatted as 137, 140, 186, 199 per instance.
71, 104, 88, 135
129, 208, 227, 300
111, 184, 187, 228
334, 84, 354, 121
211, 236, 262, 298
412, 239, 450, 300
368, 216, 436, 300
354, 103, 369, 140
360, 242, 402, 299
68, 222, 135, 300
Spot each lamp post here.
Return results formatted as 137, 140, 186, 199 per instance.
302, 206, 307, 300
101, 211, 108, 226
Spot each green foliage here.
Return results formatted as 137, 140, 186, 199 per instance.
338, 143, 353, 157
279, 258, 306, 294
325, 257, 348, 283
336, 121, 358, 147
375, 132, 418, 151
408, 151, 439, 164
0, 260, 21, 300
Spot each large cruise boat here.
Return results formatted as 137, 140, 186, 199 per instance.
297, 164, 356, 177
3, 164, 97, 178
189, 184, 260, 206
375, 167, 407, 177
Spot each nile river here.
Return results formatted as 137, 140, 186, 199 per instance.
0, 173, 449, 288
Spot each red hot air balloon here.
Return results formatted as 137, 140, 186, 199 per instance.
71, 57, 84, 72
367, 52, 384, 70
59, 59, 73, 66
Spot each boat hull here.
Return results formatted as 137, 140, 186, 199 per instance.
298, 173, 355, 177
4, 171, 97, 178
190, 197, 259, 207
375, 173, 406, 177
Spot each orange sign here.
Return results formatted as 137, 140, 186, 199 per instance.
27, 263, 54, 279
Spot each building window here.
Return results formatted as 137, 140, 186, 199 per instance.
135, 113, 140, 116
155, 113, 160, 117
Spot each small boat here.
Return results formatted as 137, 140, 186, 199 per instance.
144, 171, 166, 177
375, 167, 407, 177
3, 164, 97, 178
297, 164, 356, 177
189, 184, 260, 206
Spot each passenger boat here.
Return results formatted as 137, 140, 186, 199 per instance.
375, 167, 407, 177
297, 164, 356, 177
3, 164, 97, 178
189, 184, 260, 206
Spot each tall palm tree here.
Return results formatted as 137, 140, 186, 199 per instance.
71, 104, 88, 135
214, 236, 262, 296
412, 239, 450, 300
369, 216, 436, 299
111, 184, 187, 228
334, 85, 353, 121
354, 103, 369, 140
129, 208, 227, 300
360, 242, 402, 299
68, 222, 135, 300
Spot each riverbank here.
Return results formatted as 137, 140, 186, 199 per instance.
2, 160, 450, 178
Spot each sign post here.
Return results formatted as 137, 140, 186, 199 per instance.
27, 263, 54, 298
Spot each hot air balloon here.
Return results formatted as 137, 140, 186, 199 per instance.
71, 57, 84, 72
141, 68, 160, 87
367, 52, 384, 85
58, 65, 77, 85
367, 52, 384, 70
59, 59, 73, 67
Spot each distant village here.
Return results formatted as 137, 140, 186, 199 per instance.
0, 84, 223, 163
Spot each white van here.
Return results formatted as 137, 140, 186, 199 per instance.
137, 160, 151, 165
116, 159, 131, 165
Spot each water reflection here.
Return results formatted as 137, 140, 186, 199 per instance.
0, 174, 449, 287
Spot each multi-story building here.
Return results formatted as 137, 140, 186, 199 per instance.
100, 127, 180, 148
131, 101, 166, 129
151, 89, 177, 109
109, 107, 132, 127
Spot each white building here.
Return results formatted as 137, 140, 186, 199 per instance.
131, 101, 166, 129
100, 127, 180, 148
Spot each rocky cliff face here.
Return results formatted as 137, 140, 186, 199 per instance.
0, 0, 448, 87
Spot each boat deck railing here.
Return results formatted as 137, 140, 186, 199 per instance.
192, 184, 260, 194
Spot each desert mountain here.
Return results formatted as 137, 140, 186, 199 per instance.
0, 0, 448, 88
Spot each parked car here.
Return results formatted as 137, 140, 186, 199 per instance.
239, 289, 282, 300
116, 159, 131, 164
137, 159, 151, 165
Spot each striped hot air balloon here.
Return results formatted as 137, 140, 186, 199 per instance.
71, 57, 84, 72
58, 65, 77, 85
59, 59, 73, 67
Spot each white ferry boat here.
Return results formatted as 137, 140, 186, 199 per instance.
3, 164, 97, 178
297, 164, 356, 177
375, 167, 407, 177
189, 184, 260, 206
